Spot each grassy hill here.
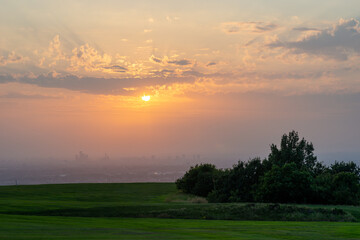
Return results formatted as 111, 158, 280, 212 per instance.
0, 183, 360, 239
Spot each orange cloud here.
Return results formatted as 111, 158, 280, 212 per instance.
69, 44, 112, 72
0, 51, 25, 66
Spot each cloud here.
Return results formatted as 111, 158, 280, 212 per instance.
0, 51, 25, 66
292, 27, 320, 32
69, 44, 112, 71
47, 35, 65, 65
103, 65, 128, 72
36, 35, 66, 67
0, 73, 196, 95
269, 18, 360, 60
160, 69, 174, 73
149, 55, 162, 63
150, 69, 175, 77
206, 62, 216, 67
167, 59, 191, 66
149, 55, 192, 66
0, 74, 20, 83
182, 70, 203, 77
166, 16, 180, 22
39, 36, 129, 74
0, 92, 60, 99
222, 22, 277, 34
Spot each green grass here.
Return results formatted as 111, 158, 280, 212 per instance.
0, 183, 182, 214
1, 214, 360, 240
0, 183, 175, 205
0, 183, 360, 239
0, 183, 358, 221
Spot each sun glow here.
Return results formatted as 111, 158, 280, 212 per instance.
142, 95, 151, 101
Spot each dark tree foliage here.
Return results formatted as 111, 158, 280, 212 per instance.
330, 161, 360, 180
312, 161, 360, 205
207, 169, 232, 202
177, 131, 360, 205
256, 163, 313, 203
268, 130, 318, 172
311, 172, 333, 204
175, 163, 218, 197
331, 172, 360, 205
208, 158, 265, 203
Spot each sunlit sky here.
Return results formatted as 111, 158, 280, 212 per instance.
1, 0, 360, 163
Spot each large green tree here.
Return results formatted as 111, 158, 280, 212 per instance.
268, 130, 318, 172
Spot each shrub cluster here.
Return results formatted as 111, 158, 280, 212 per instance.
176, 131, 360, 205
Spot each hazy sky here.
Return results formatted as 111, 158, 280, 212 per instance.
1, 0, 360, 163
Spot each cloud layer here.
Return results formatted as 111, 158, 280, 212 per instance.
270, 19, 360, 60
0, 73, 196, 95
1, 18, 360, 97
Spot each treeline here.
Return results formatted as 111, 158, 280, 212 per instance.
176, 131, 360, 205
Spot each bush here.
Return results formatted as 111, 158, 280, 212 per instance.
175, 163, 218, 197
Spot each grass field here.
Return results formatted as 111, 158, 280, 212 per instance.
0, 183, 359, 239
0, 183, 176, 213
1, 214, 360, 240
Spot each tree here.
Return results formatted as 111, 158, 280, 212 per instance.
311, 172, 333, 204
208, 158, 265, 203
330, 161, 360, 180
176, 130, 360, 205
331, 172, 360, 205
207, 169, 232, 202
175, 163, 218, 197
312, 168, 360, 205
257, 162, 313, 203
268, 130, 318, 172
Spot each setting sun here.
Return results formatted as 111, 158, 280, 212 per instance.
142, 95, 151, 101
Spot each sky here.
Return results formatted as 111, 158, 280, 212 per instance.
1, 0, 360, 165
